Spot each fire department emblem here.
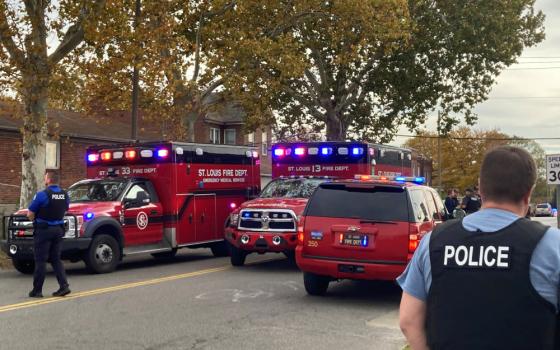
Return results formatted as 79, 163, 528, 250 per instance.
137, 212, 149, 230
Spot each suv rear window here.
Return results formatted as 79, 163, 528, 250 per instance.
305, 184, 409, 221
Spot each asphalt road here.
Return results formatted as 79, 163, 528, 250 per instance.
0, 216, 556, 350
0, 250, 405, 350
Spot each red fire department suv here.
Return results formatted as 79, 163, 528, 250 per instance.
224, 142, 427, 267
296, 175, 447, 295
2, 141, 260, 274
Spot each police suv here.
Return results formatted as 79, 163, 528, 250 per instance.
296, 175, 447, 295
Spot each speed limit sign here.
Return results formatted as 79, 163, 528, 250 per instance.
546, 154, 560, 185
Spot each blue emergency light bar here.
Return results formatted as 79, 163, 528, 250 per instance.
273, 144, 367, 159
355, 175, 425, 184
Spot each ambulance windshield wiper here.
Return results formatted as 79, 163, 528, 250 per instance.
358, 219, 397, 225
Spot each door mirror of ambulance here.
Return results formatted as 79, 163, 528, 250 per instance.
135, 191, 150, 205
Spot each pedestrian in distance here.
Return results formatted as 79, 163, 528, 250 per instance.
444, 189, 459, 217
398, 145, 560, 350
460, 187, 481, 215
27, 171, 71, 298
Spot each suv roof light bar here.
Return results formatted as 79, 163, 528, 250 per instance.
354, 175, 425, 184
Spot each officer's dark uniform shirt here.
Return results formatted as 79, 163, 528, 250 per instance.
28, 185, 69, 225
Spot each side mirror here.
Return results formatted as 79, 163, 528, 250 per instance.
136, 191, 150, 205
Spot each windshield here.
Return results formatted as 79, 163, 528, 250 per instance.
68, 180, 128, 202
259, 178, 326, 199
537, 204, 549, 208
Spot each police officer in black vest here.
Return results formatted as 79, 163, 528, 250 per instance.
397, 146, 560, 349
27, 171, 71, 298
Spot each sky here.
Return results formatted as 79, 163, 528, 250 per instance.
392, 0, 560, 154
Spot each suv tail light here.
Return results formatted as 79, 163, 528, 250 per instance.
408, 234, 419, 253
297, 225, 304, 244
408, 224, 421, 260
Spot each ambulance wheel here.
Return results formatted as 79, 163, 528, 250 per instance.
210, 241, 229, 257
84, 234, 121, 274
152, 248, 178, 259
303, 272, 330, 296
12, 258, 35, 275
229, 243, 247, 267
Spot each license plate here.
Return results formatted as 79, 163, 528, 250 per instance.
340, 233, 368, 247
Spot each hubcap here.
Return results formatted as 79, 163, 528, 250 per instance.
95, 243, 113, 264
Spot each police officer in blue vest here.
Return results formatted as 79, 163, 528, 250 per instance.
398, 146, 560, 350
27, 171, 71, 298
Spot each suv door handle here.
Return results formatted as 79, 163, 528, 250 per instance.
189, 213, 193, 224
201, 213, 205, 223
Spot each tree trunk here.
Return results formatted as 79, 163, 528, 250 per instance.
325, 108, 347, 141
20, 79, 48, 208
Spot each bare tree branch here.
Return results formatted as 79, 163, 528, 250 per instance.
48, 0, 106, 65
282, 85, 325, 121
201, 78, 223, 101
191, 13, 203, 83
0, 3, 26, 69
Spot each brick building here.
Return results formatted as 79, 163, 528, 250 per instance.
0, 101, 272, 217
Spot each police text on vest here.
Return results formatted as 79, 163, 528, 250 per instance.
52, 194, 65, 200
443, 245, 510, 268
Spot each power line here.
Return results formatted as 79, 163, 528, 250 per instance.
507, 66, 560, 70
516, 61, 560, 64
490, 96, 560, 99
519, 56, 560, 59
394, 134, 560, 141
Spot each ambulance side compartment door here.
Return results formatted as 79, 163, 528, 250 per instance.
194, 194, 217, 242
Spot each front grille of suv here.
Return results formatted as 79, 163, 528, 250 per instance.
238, 209, 297, 232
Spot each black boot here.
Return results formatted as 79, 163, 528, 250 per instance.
52, 285, 71, 297
28, 290, 43, 298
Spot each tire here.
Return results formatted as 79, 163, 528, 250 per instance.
303, 272, 330, 296
229, 243, 247, 267
84, 234, 121, 274
151, 248, 178, 259
283, 251, 296, 263
12, 258, 35, 274
210, 241, 230, 257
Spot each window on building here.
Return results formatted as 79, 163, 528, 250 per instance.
224, 129, 236, 145
46, 141, 59, 169
261, 131, 268, 156
247, 132, 255, 144
210, 128, 220, 144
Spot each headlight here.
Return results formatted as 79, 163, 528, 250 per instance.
63, 216, 80, 238
230, 213, 239, 227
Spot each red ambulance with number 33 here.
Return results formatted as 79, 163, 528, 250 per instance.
2, 141, 260, 274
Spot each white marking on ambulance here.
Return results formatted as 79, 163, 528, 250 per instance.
137, 212, 149, 230
443, 245, 510, 268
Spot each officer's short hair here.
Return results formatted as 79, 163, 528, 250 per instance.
45, 171, 60, 184
480, 146, 536, 203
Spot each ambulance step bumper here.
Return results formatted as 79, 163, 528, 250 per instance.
2, 238, 92, 260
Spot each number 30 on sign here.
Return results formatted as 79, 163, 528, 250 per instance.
546, 154, 560, 185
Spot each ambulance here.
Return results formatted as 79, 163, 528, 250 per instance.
224, 141, 421, 266
2, 141, 260, 274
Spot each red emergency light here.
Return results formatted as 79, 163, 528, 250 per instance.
100, 152, 112, 161
125, 150, 137, 160
294, 147, 305, 156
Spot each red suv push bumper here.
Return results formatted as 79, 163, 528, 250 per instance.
295, 246, 407, 281
226, 228, 299, 253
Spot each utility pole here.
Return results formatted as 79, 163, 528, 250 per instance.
131, 0, 141, 141
437, 111, 442, 192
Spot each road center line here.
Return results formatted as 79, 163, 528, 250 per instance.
0, 265, 231, 314
0, 257, 284, 314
